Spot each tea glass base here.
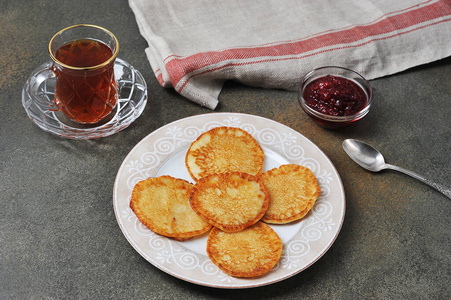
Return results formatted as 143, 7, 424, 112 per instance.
22, 58, 147, 139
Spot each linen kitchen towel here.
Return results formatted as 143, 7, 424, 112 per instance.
129, 0, 451, 109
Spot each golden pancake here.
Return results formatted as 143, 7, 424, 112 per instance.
260, 164, 321, 224
185, 126, 264, 181
207, 222, 283, 278
190, 172, 269, 232
130, 176, 212, 240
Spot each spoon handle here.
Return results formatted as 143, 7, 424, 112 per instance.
385, 164, 451, 199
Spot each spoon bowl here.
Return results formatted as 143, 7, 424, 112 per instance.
342, 139, 385, 172
342, 139, 451, 199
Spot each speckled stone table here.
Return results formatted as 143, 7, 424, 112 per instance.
1, 0, 450, 299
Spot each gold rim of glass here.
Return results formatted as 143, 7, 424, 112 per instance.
48, 24, 119, 71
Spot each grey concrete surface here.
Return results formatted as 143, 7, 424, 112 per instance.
1, 0, 450, 299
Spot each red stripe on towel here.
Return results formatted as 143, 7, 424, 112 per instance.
176, 18, 450, 93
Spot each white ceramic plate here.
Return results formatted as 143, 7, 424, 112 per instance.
113, 113, 345, 288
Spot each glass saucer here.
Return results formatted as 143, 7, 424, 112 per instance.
22, 58, 148, 140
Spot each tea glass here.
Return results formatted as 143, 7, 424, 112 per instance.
47, 24, 119, 124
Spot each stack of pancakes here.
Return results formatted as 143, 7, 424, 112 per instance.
130, 127, 320, 278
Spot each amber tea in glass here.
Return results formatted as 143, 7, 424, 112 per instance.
49, 25, 119, 124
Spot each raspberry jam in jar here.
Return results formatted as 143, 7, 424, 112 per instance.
304, 75, 367, 116
298, 66, 373, 129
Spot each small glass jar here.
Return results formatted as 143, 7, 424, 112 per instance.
298, 66, 373, 129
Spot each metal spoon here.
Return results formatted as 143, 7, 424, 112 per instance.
342, 139, 451, 199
